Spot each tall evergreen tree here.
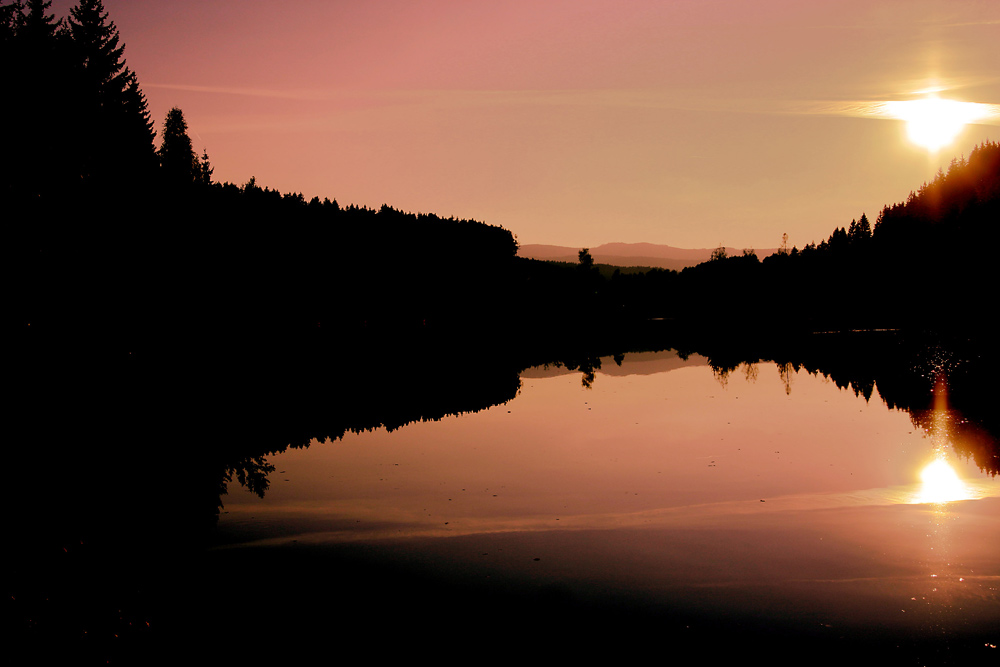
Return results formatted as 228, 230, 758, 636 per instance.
0, 1, 24, 41
0, 2, 24, 202
199, 149, 214, 186
68, 0, 126, 95
158, 107, 199, 186
67, 0, 156, 189
856, 213, 871, 240
22, 0, 56, 40
16, 0, 71, 198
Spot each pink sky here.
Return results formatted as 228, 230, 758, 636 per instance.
53, 0, 1000, 249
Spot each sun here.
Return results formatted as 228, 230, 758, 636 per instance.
884, 98, 992, 152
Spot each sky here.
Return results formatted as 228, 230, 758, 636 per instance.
51, 0, 1000, 249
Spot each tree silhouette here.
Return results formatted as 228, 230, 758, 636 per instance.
67, 0, 155, 188
199, 148, 214, 186
159, 107, 199, 186
22, 0, 57, 40
12, 1, 57, 190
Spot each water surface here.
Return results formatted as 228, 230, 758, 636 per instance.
214, 350, 999, 658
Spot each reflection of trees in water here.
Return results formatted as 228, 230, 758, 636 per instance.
542, 353, 634, 389
700, 332, 999, 476
204, 355, 525, 517
777, 362, 793, 395
211, 333, 997, 516
562, 357, 602, 389
224, 456, 275, 499
709, 360, 764, 389
711, 364, 730, 388
905, 371, 998, 477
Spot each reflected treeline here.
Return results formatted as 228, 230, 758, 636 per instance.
211, 341, 664, 510
208, 346, 527, 512
8, 335, 530, 660
536, 355, 622, 389
693, 330, 1000, 476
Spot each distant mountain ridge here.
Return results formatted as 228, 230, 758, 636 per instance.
518, 242, 776, 271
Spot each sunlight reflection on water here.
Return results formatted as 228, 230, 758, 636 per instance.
214, 351, 999, 648
914, 457, 973, 505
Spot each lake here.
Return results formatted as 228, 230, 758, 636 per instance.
204, 349, 999, 664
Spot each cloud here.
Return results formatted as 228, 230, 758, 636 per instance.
145, 82, 333, 101
795, 99, 1000, 125
145, 82, 1000, 129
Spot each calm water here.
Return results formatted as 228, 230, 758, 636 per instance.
214, 350, 999, 658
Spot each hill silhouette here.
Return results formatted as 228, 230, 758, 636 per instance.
519, 242, 777, 270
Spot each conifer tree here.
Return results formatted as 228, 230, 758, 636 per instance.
67, 0, 156, 189
199, 149, 214, 186
0, 1, 24, 200
0, 0, 73, 199
856, 213, 871, 240
0, 1, 24, 41
68, 0, 126, 94
22, 0, 57, 41
158, 107, 199, 186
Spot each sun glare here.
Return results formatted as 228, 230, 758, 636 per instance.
884, 98, 993, 152
916, 457, 970, 504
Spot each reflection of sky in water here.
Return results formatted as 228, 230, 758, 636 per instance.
217, 352, 999, 638
223, 353, 996, 529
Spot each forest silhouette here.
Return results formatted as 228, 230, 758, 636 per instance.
8, 1, 1000, 367
8, 0, 999, 510
8, 0, 999, 496
6, 4, 999, 662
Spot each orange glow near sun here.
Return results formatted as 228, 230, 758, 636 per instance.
885, 98, 993, 152
916, 457, 970, 505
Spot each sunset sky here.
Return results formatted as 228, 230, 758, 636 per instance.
53, 0, 1000, 249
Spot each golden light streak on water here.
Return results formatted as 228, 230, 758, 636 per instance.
911, 372, 973, 505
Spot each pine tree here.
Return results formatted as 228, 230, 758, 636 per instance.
856, 213, 871, 240
0, 1, 24, 42
22, 0, 57, 40
0, 1, 25, 200
158, 107, 198, 186
67, 0, 156, 189
1, 0, 74, 199
199, 149, 214, 186
68, 0, 126, 93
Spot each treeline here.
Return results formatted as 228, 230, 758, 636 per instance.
12, 1, 997, 362
9, 2, 999, 445
5, 1, 533, 373
5, 2, 533, 550
556, 141, 1000, 336
1, 0, 157, 200
754, 142, 1000, 332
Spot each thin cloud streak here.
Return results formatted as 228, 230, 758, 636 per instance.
145, 82, 334, 101
145, 83, 1000, 126
797, 100, 1000, 125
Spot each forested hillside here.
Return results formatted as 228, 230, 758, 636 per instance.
8, 0, 997, 362
575, 141, 1000, 336
5, 1, 527, 372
